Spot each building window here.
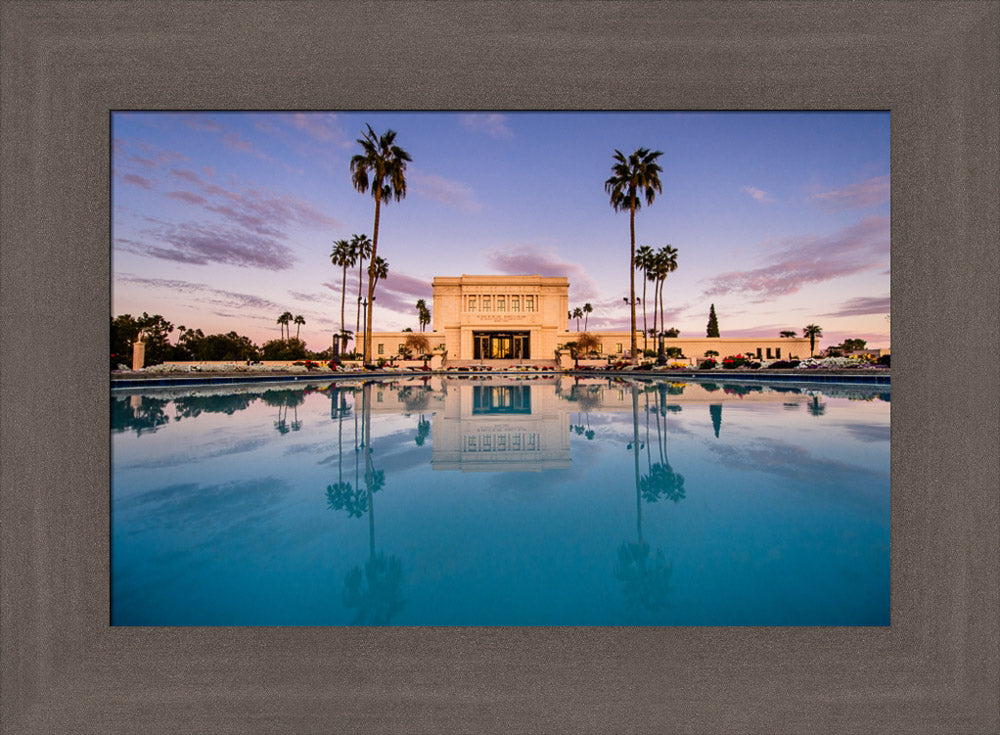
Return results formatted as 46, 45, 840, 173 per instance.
525, 296, 534, 312
756, 347, 762, 359
616, 343, 623, 353
377, 391, 383, 402
468, 295, 477, 312
776, 347, 781, 358
596, 344, 603, 354
377, 343, 384, 355
482, 296, 491, 311
511, 296, 520, 312
497, 296, 505, 312
766, 347, 773, 359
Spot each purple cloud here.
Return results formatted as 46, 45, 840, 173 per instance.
116, 223, 296, 270
185, 116, 225, 133
116, 275, 283, 311
169, 168, 203, 185
823, 295, 891, 318
703, 216, 889, 302
290, 113, 345, 144
483, 244, 600, 300
459, 113, 513, 140
410, 169, 482, 213
741, 185, 773, 203
121, 173, 155, 190
811, 175, 889, 212
165, 190, 207, 206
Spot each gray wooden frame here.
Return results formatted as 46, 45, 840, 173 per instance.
1, 2, 997, 732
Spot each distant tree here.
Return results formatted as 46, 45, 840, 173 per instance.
416, 298, 430, 332
704, 349, 719, 358
582, 302, 593, 331
803, 324, 823, 356
635, 245, 655, 351
262, 338, 308, 361
331, 238, 357, 352
663, 327, 679, 338
575, 332, 601, 357
779, 330, 796, 338
350, 233, 373, 352
606, 146, 664, 363
706, 304, 720, 337
842, 338, 867, 351
402, 333, 430, 358
277, 311, 293, 340
293, 315, 305, 340
651, 246, 678, 335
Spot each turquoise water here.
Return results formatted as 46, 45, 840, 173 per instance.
111, 376, 890, 626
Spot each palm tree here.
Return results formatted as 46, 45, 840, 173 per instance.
635, 245, 654, 351
653, 245, 678, 335
419, 302, 430, 332
605, 147, 664, 363
351, 233, 373, 354
415, 299, 428, 332
803, 324, 823, 356
331, 239, 356, 352
277, 311, 293, 340
369, 255, 388, 293
572, 306, 583, 331
350, 125, 411, 363
582, 303, 593, 331
293, 315, 305, 340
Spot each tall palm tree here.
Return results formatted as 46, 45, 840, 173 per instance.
635, 245, 654, 351
277, 311, 293, 340
605, 147, 664, 363
331, 239, 356, 352
803, 324, 823, 356
350, 125, 411, 363
582, 302, 593, 331
293, 315, 305, 340
572, 306, 583, 331
415, 299, 428, 332
653, 245, 678, 335
351, 233, 373, 354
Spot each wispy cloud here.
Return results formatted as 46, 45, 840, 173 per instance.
410, 169, 482, 213
184, 116, 225, 133
702, 216, 889, 302
115, 223, 296, 270
117, 275, 284, 311
290, 113, 346, 144
165, 190, 207, 206
810, 174, 889, 212
121, 173, 155, 191
483, 244, 600, 300
741, 185, 773, 203
823, 295, 891, 318
459, 113, 513, 140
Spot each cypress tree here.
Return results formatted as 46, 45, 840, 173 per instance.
706, 304, 720, 337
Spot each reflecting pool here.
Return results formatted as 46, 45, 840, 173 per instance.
111, 376, 890, 626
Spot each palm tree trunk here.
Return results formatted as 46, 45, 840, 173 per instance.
641, 272, 648, 352
340, 265, 348, 351
659, 276, 665, 334
629, 199, 637, 364
365, 198, 382, 363
356, 257, 364, 355
363, 384, 376, 557
631, 385, 642, 543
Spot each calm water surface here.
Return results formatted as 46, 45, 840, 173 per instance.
111, 376, 890, 626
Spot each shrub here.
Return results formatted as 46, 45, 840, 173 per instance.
767, 360, 800, 369
699, 359, 717, 369
722, 355, 748, 369
877, 354, 891, 367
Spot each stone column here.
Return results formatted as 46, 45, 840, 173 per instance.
131, 336, 146, 371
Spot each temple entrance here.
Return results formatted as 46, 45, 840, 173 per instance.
473, 331, 530, 360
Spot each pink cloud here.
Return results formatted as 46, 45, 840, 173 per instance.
703, 216, 889, 302
410, 169, 481, 213
169, 168, 203, 185
811, 175, 889, 212
116, 223, 296, 270
823, 295, 891, 318
185, 116, 225, 133
483, 244, 600, 300
121, 173, 155, 190
165, 190, 207, 206
290, 113, 345, 144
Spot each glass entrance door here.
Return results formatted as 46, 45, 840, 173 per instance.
472, 331, 530, 359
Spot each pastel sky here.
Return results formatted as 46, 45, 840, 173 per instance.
112, 111, 890, 350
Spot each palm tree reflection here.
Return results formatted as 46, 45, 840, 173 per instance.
331, 382, 405, 625
614, 382, 678, 613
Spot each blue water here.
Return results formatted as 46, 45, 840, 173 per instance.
111, 376, 890, 626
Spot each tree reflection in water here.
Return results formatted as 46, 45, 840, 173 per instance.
615, 382, 677, 613
335, 382, 405, 625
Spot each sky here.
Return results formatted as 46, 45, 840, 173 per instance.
112, 111, 890, 351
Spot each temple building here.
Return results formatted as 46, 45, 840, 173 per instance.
368, 274, 813, 364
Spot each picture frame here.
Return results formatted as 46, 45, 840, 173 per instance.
1, 1, 997, 732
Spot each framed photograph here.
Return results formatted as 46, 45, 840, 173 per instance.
2, 2, 997, 732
